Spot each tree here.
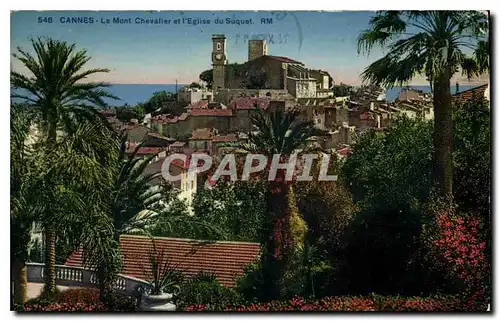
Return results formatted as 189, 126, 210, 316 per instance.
187, 82, 202, 89
192, 180, 267, 242
115, 106, 141, 123
11, 37, 118, 296
11, 104, 38, 305
340, 105, 490, 295
357, 11, 489, 198
143, 91, 184, 115
199, 69, 213, 89
225, 108, 326, 301
332, 83, 352, 97
246, 68, 267, 89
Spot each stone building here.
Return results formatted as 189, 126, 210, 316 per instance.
209, 34, 334, 99
248, 39, 268, 61
178, 87, 213, 104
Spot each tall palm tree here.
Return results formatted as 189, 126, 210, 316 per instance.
11, 104, 38, 305
227, 108, 326, 301
109, 136, 164, 240
357, 11, 489, 198
11, 37, 118, 295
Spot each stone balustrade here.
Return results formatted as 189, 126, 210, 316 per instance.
26, 263, 151, 296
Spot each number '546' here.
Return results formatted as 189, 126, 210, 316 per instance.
38, 17, 53, 23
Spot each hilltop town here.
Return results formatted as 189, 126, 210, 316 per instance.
99, 34, 490, 213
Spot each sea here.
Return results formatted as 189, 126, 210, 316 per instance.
12, 83, 481, 107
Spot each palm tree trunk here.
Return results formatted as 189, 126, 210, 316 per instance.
43, 228, 57, 294
12, 260, 27, 305
432, 72, 453, 198
261, 177, 293, 302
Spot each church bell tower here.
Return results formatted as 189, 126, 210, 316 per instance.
212, 34, 227, 91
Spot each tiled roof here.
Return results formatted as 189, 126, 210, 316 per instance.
170, 141, 186, 148
147, 132, 176, 141
258, 55, 303, 64
213, 134, 238, 143
125, 146, 165, 155
187, 100, 209, 110
228, 97, 270, 110
453, 84, 489, 103
190, 128, 214, 140
189, 109, 233, 117
178, 113, 189, 121
65, 235, 260, 288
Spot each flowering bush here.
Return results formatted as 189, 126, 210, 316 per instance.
181, 294, 487, 312
16, 302, 107, 312
433, 212, 488, 287
17, 288, 138, 312
427, 208, 490, 311
57, 288, 100, 304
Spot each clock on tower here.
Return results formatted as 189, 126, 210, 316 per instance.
212, 34, 227, 90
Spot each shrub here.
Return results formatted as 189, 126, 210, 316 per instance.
181, 294, 488, 312
18, 288, 138, 312
175, 271, 242, 310
16, 302, 107, 312
57, 288, 100, 304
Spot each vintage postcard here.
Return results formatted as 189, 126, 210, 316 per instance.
10, 10, 491, 312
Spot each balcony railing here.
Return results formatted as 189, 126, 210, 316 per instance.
27, 263, 151, 296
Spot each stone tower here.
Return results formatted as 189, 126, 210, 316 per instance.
212, 34, 227, 90
248, 39, 267, 61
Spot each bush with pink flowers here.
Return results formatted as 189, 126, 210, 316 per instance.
181, 294, 487, 312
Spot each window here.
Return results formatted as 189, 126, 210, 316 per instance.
216, 42, 222, 51
191, 181, 194, 190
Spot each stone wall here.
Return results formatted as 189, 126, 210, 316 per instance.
161, 115, 232, 140
286, 77, 317, 98
215, 89, 290, 104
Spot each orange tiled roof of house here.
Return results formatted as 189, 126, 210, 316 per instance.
213, 134, 238, 143
190, 128, 215, 140
187, 100, 209, 110
189, 109, 233, 117
170, 141, 186, 148
228, 97, 270, 110
125, 146, 165, 155
250, 55, 303, 65
65, 235, 260, 288
453, 84, 489, 103
147, 132, 175, 142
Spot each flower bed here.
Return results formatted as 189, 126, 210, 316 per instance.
182, 294, 488, 312
16, 302, 107, 312
16, 288, 138, 312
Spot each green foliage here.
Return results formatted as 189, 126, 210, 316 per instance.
246, 68, 267, 89
289, 187, 307, 248
142, 91, 178, 114
175, 271, 242, 309
115, 106, 144, 123
357, 11, 488, 87
187, 82, 202, 89
452, 97, 491, 219
343, 116, 433, 210
199, 69, 213, 89
140, 239, 184, 295
338, 100, 491, 296
192, 181, 267, 242
332, 83, 352, 97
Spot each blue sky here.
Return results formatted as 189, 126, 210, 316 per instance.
10, 11, 488, 85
